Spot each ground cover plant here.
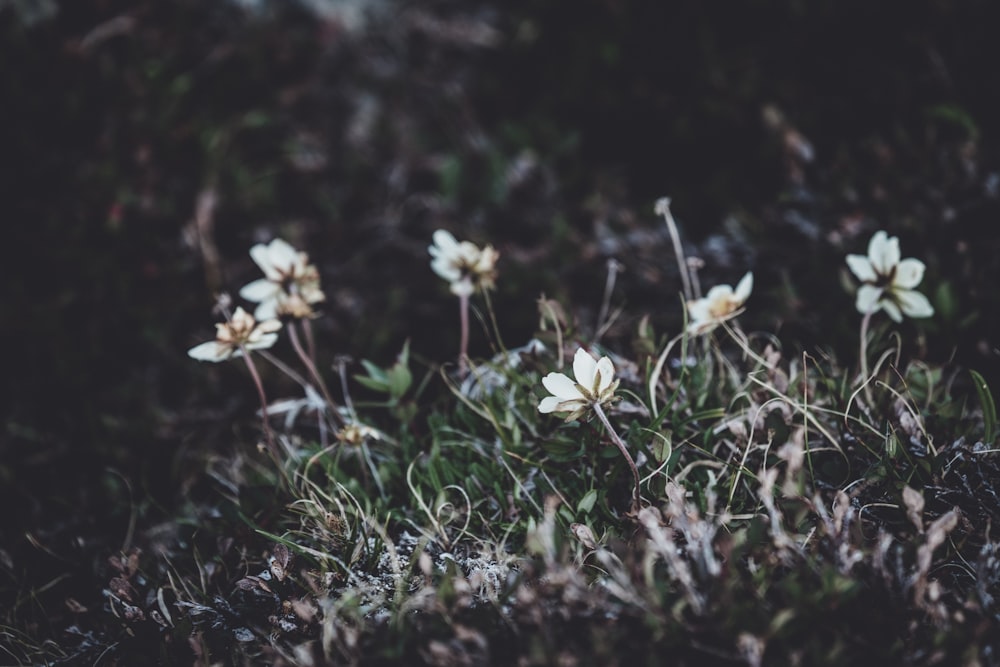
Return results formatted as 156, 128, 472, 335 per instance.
3, 0, 1000, 665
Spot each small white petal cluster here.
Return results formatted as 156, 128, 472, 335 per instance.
538, 348, 619, 422
846, 231, 933, 322
240, 238, 325, 320
429, 229, 499, 297
686, 272, 753, 335
188, 307, 282, 363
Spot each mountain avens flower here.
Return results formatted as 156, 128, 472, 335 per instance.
539, 347, 640, 511
538, 348, 619, 422
188, 307, 282, 362
428, 229, 499, 297
846, 231, 933, 322
240, 238, 325, 320
686, 272, 753, 335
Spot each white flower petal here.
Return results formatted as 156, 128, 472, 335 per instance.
704, 284, 734, 304
240, 279, 281, 303
686, 297, 710, 323
573, 348, 598, 389
431, 229, 459, 257
253, 299, 279, 321
896, 289, 934, 319
246, 332, 279, 351
431, 258, 461, 282
894, 258, 926, 290
188, 340, 232, 362
882, 299, 903, 323
734, 272, 753, 304
855, 285, 883, 315
846, 254, 877, 283
249, 243, 282, 281
256, 319, 282, 334
230, 307, 254, 327
475, 245, 499, 273
542, 372, 583, 401
594, 356, 615, 393
266, 238, 300, 271
869, 231, 900, 275
538, 396, 563, 413
457, 241, 481, 264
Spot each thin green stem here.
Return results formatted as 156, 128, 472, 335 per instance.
592, 402, 642, 514
481, 288, 507, 358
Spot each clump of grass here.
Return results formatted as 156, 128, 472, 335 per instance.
141, 222, 1000, 664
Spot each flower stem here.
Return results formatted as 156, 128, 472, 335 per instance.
287, 321, 344, 428
859, 307, 875, 410
238, 347, 281, 466
595, 259, 622, 344
458, 292, 470, 376
336, 355, 358, 421
301, 318, 317, 365
481, 288, 507, 358
259, 348, 329, 447
592, 402, 642, 514
657, 199, 694, 303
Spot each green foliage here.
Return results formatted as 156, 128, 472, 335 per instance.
970, 369, 998, 443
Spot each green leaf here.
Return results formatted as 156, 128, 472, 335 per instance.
354, 374, 389, 392
576, 489, 598, 515
644, 429, 672, 463
361, 360, 389, 384
970, 370, 998, 442
387, 362, 412, 400
539, 436, 585, 461
934, 281, 958, 324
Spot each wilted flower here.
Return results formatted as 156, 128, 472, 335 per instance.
337, 422, 382, 446
538, 348, 619, 421
846, 230, 933, 322
686, 272, 753, 335
188, 307, 281, 362
240, 238, 325, 320
428, 229, 499, 297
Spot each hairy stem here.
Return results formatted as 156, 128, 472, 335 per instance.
238, 346, 281, 467
592, 402, 642, 513
301, 317, 317, 365
458, 292, 470, 376
287, 321, 344, 428
859, 306, 875, 410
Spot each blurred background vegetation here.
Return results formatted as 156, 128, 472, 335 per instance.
2, 0, 999, 657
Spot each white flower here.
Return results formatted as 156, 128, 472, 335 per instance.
846, 230, 934, 322
686, 272, 753, 335
239, 238, 325, 320
538, 348, 619, 421
428, 229, 499, 297
188, 307, 282, 362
